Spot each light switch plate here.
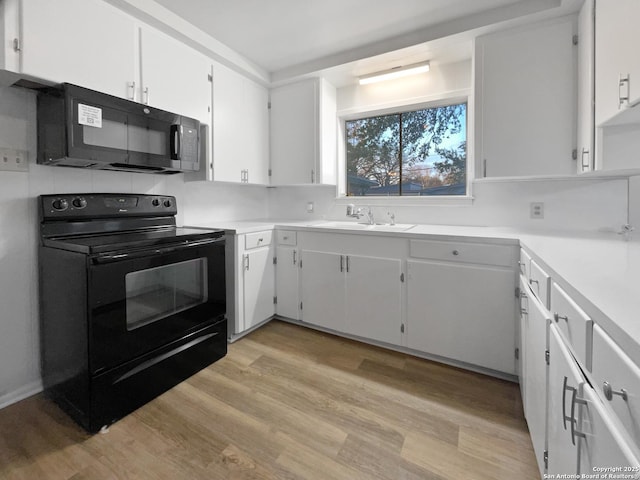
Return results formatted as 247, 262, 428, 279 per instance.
0, 148, 29, 172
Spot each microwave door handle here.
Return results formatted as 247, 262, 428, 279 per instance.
170, 125, 181, 160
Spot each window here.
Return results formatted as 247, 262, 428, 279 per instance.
345, 102, 467, 196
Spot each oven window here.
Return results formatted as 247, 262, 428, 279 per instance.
125, 258, 208, 331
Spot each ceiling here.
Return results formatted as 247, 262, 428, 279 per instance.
150, 0, 575, 85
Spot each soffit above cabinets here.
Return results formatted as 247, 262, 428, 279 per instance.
118, 0, 581, 85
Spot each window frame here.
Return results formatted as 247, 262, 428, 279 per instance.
336, 92, 473, 205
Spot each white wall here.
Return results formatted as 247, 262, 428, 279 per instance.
268, 178, 628, 232
337, 60, 471, 113
270, 57, 628, 233
0, 85, 268, 409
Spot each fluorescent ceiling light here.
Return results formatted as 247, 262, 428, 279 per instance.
358, 62, 430, 85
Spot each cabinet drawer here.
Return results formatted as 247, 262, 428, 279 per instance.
276, 230, 297, 246
519, 249, 532, 279
528, 259, 550, 308
409, 240, 513, 267
592, 324, 640, 449
244, 230, 273, 250
550, 282, 593, 369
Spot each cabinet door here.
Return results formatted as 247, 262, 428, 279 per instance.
548, 325, 582, 476
522, 282, 550, 475
275, 246, 299, 320
243, 79, 270, 184
211, 62, 269, 184
594, 0, 640, 125
212, 61, 245, 183
300, 250, 345, 332
139, 26, 211, 122
407, 260, 516, 374
577, 383, 640, 475
577, 0, 594, 173
476, 17, 576, 177
344, 255, 402, 346
243, 247, 275, 330
270, 79, 318, 185
591, 324, 640, 449
519, 277, 528, 403
20, 0, 137, 99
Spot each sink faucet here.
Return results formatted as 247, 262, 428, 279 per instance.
618, 223, 634, 241
387, 212, 395, 226
346, 204, 375, 224
364, 207, 375, 225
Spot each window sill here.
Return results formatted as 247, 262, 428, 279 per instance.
334, 195, 474, 207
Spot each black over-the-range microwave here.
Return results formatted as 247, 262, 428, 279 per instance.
37, 83, 201, 174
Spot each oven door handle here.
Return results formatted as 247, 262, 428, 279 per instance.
92, 236, 224, 264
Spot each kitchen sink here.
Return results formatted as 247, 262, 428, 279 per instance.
311, 221, 416, 232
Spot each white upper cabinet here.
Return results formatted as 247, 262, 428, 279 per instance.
211, 61, 269, 184
577, 0, 594, 173
15, 0, 137, 99
139, 26, 211, 123
4, 0, 211, 122
593, 0, 640, 171
594, 0, 640, 126
475, 16, 577, 178
270, 78, 337, 185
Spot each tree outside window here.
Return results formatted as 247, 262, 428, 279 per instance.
346, 102, 467, 196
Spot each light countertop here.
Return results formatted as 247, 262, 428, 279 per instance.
188, 219, 640, 366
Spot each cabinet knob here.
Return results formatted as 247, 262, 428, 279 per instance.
553, 312, 568, 323
603, 381, 628, 402
452, 250, 459, 256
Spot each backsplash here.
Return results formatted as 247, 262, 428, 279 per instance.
268, 177, 629, 233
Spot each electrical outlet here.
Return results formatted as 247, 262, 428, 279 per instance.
0, 148, 29, 172
530, 202, 544, 219
306, 202, 314, 213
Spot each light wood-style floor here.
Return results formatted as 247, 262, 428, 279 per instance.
0, 320, 539, 480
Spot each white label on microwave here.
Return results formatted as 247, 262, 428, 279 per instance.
78, 104, 102, 128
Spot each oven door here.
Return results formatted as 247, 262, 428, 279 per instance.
87, 237, 225, 374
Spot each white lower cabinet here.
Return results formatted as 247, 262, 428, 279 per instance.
520, 275, 550, 475
344, 255, 402, 345
243, 246, 275, 331
548, 325, 640, 476
406, 259, 516, 374
275, 245, 300, 320
548, 324, 585, 474
591, 324, 640, 449
299, 250, 347, 333
299, 246, 402, 345
228, 231, 275, 338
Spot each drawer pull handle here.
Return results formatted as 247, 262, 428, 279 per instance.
529, 279, 539, 287
452, 250, 459, 256
603, 381, 628, 402
553, 313, 569, 323
562, 376, 574, 431
258, 238, 263, 242
283, 236, 288, 240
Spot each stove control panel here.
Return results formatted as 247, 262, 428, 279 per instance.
40, 193, 178, 220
